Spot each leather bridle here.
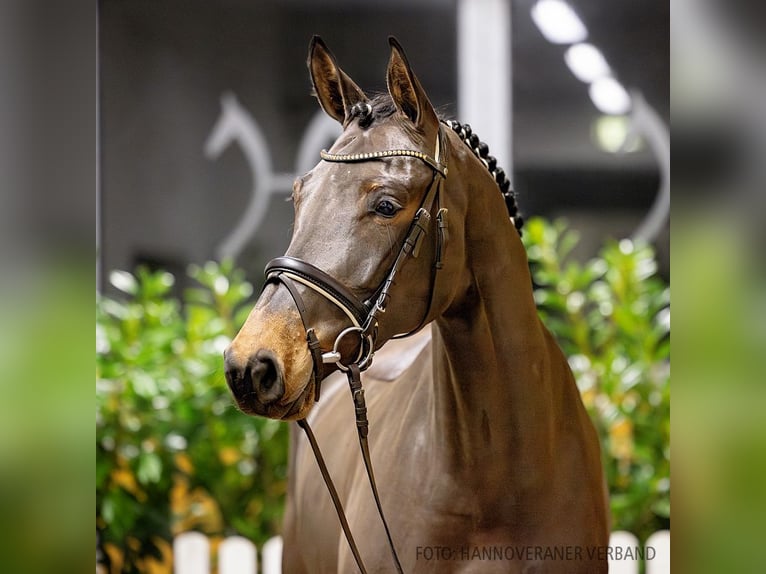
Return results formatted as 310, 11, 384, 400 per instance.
262, 122, 449, 573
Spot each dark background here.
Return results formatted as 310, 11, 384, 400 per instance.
98, 0, 669, 287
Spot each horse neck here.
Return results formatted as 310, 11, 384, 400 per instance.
429, 145, 556, 491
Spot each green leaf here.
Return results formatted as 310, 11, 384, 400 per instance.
132, 371, 158, 398
109, 270, 138, 295
651, 497, 670, 518
137, 452, 163, 484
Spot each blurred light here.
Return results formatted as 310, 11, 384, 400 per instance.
565, 43, 611, 82
592, 115, 643, 153
531, 0, 588, 44
589, 77, 632, 114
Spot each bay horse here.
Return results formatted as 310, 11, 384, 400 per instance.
224, 36, 608, 573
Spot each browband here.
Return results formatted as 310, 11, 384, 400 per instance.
320, 129, 447, 178
320, 148, 447, 178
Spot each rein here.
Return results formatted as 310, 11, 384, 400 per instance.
263, 124, 449, 573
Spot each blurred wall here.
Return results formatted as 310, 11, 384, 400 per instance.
99, 0, 668, 289
99, 0, 457, 285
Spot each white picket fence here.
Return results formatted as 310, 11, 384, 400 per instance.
173, 533, 282, 574
173, 530, 669, 574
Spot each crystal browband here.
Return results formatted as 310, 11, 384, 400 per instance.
320, 148, 447, 177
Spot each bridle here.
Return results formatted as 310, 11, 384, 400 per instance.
262, 120, 449, 573
265, 124, 448, 386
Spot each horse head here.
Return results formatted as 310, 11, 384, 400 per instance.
224, 37, 466, 420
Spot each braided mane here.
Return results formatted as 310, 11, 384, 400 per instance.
349, 95, 524, 236
443, 120, 523, 236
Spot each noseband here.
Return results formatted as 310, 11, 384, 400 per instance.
263, 124, 449, 574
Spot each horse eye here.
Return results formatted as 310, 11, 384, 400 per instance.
375, 200, 399, 217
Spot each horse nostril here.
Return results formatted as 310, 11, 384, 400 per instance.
225, 350, 284, 407
225, 356, 254, 397
252, 356, 276, 389
250, 351, 284, 404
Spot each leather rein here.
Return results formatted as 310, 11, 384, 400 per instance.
263, 123, 449, 573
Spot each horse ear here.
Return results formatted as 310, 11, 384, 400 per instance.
308, 36, 368, 124
386, 36, 438, 131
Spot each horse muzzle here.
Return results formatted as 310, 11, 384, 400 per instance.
224, 347, 311, 420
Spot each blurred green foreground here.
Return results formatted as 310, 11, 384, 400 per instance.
96, 217, 670, 572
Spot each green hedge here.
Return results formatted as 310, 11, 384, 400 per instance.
96, 218, 669, 571
97, 261, 288, 571
522, 218, 670, 540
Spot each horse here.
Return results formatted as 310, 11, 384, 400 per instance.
224, 36, 609, 573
